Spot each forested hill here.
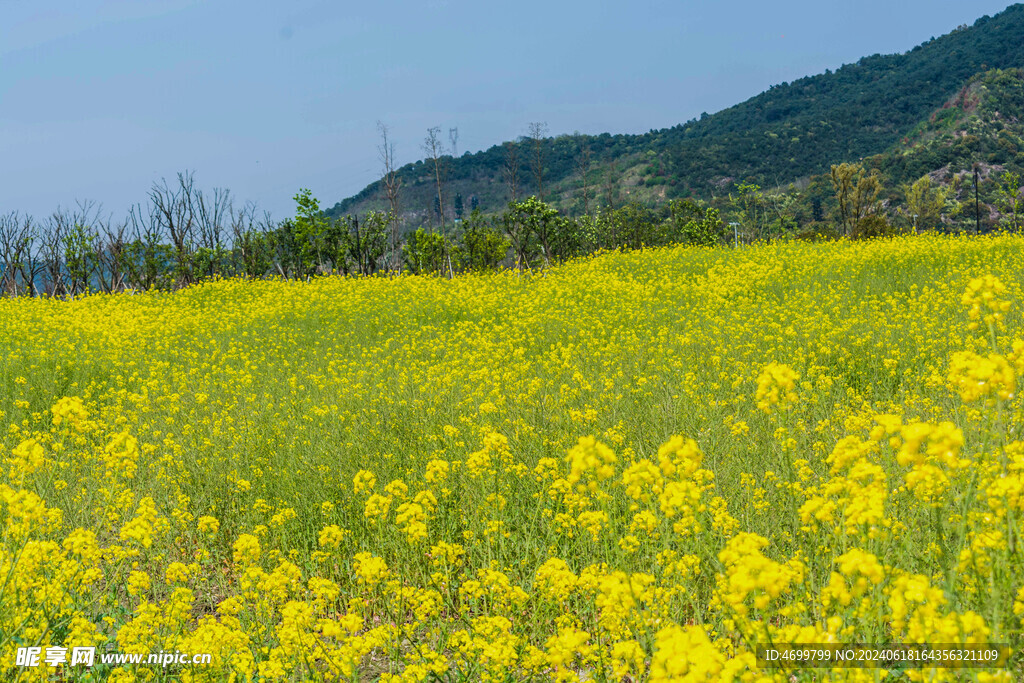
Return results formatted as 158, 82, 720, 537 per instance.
329, 3, 1024, 220
871, 67, 1024, 187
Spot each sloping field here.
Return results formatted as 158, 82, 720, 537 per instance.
2, 235, 1024, 681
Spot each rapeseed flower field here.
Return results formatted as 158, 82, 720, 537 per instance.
2, 233, 1024, 681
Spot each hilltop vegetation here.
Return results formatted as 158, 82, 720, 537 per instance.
331, 4, 1024, 221
873, 67, 1024, 185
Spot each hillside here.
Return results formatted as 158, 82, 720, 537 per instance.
873, 67, 1024, 185
329, 3, 1024, 221
777, 66, 1024, 233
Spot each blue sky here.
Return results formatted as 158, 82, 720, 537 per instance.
1, 0, 1016, 220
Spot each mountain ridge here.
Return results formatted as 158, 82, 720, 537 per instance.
329, 4, 1024, 221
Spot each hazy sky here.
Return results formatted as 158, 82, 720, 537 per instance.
1, 0, 1016, 220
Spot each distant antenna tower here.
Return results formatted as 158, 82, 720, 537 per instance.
449, 127, 459, 157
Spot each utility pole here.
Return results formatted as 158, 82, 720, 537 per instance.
729, 222, 740, 248
424, 127, 446, 234
503, 141, 520, 203
528, 122, 547, 202
974, 165, 981, 235
449, 128, 459, 159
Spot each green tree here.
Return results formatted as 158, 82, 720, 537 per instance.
125, 239, 174, 291
729, 183, 765, 242
346, 211, 390, 275
516, 196, 560, 264
903, 175, 948, 231
667, 199, 725, 246
995, 171, 1022, 231
126, 204, 174, 290
548, 214, 584, 261
193, 245, 228, 281
572, 213, 602, 254
235, 227, 273, 279
63, 223, 98, 296
403, 228, 453, 276
322, 217, 350, 274
612, 202, 661, 250
505, 197, 559, 269
293, 189, 330, 277
830, 163, 882, 237
593, 210, 621, 251
458, 209, 510, 271
763, 189, 799, 237
269, 219, 302, 279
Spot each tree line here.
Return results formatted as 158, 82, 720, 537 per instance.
2, 158, 1020, 299
0, 170, 731, 297
361, 107, 1024, 254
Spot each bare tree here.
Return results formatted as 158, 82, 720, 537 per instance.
73, 201, 103, 296
0, 214, 44, 296
196, 186, 231, 278
41, 209, 70, 297
446, 126, 458, 234
22, 217, 45, 297
378, 121, 401, 271
424, 127, 447, 233
96, 216, 129, 293
126, 202, 167, 291
527, 122, 548, 202
503, 140, 520, 204
0, 213, 11, 295
0, 212, 28, 296
229, 201, 258, 277
344, 211, 389, 276
150, 171, 199, 286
